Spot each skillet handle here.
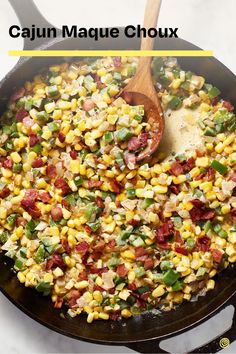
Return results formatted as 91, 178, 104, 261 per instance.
8, 0, 61, 50
126, 294, 236, 353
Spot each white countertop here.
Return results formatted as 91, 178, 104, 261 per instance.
0, 0, 235, 353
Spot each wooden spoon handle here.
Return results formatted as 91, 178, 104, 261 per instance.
141, 0, 162, 51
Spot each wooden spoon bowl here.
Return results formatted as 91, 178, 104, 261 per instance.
121, 0, 164, 161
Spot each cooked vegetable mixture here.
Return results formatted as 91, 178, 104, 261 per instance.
0, 56, 235, 323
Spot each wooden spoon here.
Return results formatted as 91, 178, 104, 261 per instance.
121, 0, 164, 161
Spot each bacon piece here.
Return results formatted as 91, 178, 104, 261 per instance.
222, 100, 234, 112
54, 298, 63, 309
231, 208, 236, 217
61, 199, 70, 210
54, 177, 71, 195
195, 173, 205, 181
211, 248, 223, 263
157, 243, 172, 250
0, 187, 11, 198
107, 240, 115, 250
169, 184, 180, 195
16, 107, 28, 122
113, 56, 121, 67
191, 199, 204, 207
156, 220, 174, 243
190, 206, 215, 222
116, 264, 129, 277
229, 172, 236, 183
83, 225, 92, 235
61, 239, 71, 254
21, 189, 41, 218
16, 216, 27, 227
170, 161, 184, 176
124, 151, 136, 170
21, 189, 38, 209
144, 258, 154, 270
127, 132, 149, 152
110, 179, 123, 194
196, 236, 211, 252
58, 132, 66, 143
88, 180, 103, 189
206, 167, 215, 181
83, 99, 95, 111
38, 192, 51, 204
29, 133, 40, 147
109, 312, 121, 321
93, 240, 105, 252
70, 150, 77, 159
202, 209, 215, 220
135, 246, 148, 258
95, 196, 105, 208
174, 230, 183, 244
51, 206, 63, 221
32, 158, 44, 168
68, 290, 81, 308
75, 241, 89, 253
127, 283, 137, 291
46, 254, 65, 271
129, 219, 140, 227
46, 165, 57, 179
79, 270, 88, 280
211, 96, 220, 106
175, 245, 188, 255
10, 87, 25, 102
183, 157, 195, 172
2, 159, 13, 169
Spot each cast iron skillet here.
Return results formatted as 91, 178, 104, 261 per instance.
0, 1, 236, 352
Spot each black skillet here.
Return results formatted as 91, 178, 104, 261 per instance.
0, 1, 236, 353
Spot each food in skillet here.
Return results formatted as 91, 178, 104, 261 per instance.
0, 56, 235, 323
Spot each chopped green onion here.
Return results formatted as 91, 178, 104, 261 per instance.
168, 96, 182, 110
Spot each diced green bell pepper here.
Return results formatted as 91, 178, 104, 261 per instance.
31, 143, 42, 154
135, 266, 145, 278
172, 280, 184, 291
47, 122, 59, 132
36, 111, 49, 121
34, 244, 46, 264
0, 231, 9, 244
211, 160, 228, 175
116, 152, 124, 168
163, 269, 179, 286
36, 281, 51, 296
103, 131, 113, 143
48, 85, 59, 97
185, 237, 196, 251
126, 188, 136, 199
142, 198, 154, 209
74, 176, 83, 187
116, 128, 133, 141
136, 285, 150, 294
7, 214, 17, 227
13, 163, 22, 173
160, 260, 173, 271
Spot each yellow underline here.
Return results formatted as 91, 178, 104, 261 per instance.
8, 50, 213, 57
